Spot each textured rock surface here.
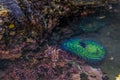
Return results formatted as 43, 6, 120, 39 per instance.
0, 0, 118, 59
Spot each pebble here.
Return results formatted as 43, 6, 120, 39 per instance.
109, 56, 114, 61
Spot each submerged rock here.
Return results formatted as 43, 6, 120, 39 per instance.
79, 16, 107, 32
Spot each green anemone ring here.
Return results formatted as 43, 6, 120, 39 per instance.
61, 38, 106, 63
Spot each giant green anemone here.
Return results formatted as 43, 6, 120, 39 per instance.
61, 38, 106, 63
79, 16, 106, 32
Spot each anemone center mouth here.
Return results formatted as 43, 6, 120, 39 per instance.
79, 42, 86, 48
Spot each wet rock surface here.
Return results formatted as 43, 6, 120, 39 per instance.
0, 0, 119, 80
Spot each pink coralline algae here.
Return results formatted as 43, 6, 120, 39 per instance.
81, 65, 103, 80
0, 46, 105, 80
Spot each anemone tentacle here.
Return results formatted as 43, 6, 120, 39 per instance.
61, 38, 106, 63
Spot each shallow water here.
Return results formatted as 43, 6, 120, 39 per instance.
0, 1, 120, 80
74, 7, 120, 80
